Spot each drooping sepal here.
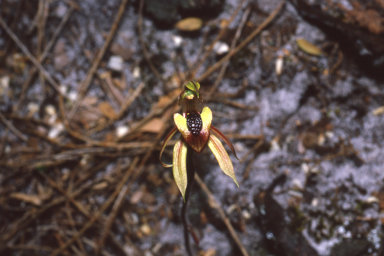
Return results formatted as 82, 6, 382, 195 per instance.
173, 137, 188, 200
174, 106, 212, 153
208, 134, 239, 187
211, 125, 239, 160
159, 126, 178, 167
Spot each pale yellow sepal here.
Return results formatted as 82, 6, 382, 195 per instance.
173, 137, 188, 201
208, 134, 239, 187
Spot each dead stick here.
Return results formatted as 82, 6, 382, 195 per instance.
94, 183, 129, 256
48, 157, 139, 256
208, 6, 251, 99
138, 0, 165, 83
15, 5, 75, 111
195, 174, 250, 256
68, 0, 130, 120
196, 0, 285, 82
87, 82, 145, 135
0, 111, 28, 142
0, 16, 68, 99
191, 0, 246, 78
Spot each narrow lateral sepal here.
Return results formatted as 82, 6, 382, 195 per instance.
159, 126, 178, 167
173, 137, 188, 200
208, 134, 239, 187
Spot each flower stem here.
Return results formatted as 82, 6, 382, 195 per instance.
182, 145, 195, 256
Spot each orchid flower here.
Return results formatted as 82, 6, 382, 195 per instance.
159, 81, 239, 200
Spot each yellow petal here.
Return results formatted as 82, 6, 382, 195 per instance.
173, 137, 188, 200
208, 134, 239, 187
211, 125, 239, 160
159, 127, 178, 167
174, 113, 189, 134
200, 106, 212, 131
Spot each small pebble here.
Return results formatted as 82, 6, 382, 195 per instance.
45, 105, 56, 116
27, 102, 39, 116
140, 223, 151, 235
133, 66, 140, 78
68, 91, 78, 101
116, 125, 129, 138
171, 35, 183, 48
365, 196, 379, 204
107, 55, 123, 72
213, 41, 229, 55
275, 56, 283, 76
48, 123, 64, 139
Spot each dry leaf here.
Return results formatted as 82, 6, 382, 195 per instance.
139, 118, 164, 133
157, 88, 182, 108
99, 101, 118, 120
201, 248, 217, 256
83, 96, 98, 106
130, 190, 143, 204
175, 17, 203, 31
373, 106, 384, 115
10, 193, 42, 206
296, 38, 323, 56
92, 181, 109, 190
140, 224, 151, 235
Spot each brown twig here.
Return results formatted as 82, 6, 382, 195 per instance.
138, 0, 165, 84
190, 0, 247, 78
196, 0, 285, 82
14, 4, 74, 112
0, 111, 28, 142
36, 0, 49, 99
86, 82, 146, 135
68, 0, 130, 120
0, 179, 94, 251
0, 16, 68, 99
207, 6, 251, 99
241, 139, 265, 181
48, 157, 139, 256
194, 174, 250, 256
94, 183, 129, 255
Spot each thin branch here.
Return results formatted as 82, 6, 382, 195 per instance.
68, 0, 130, 120
48, 157, 139, 256
194, 173, 250, 256
14, 4, 75, 112
207, 6, 251, 99
138, 0, 165, 83
0, 16, 68, 99
0, 111, 28, 142
196, 0, 285, 82
190, 0, 247, 78
86, 82, 145, 135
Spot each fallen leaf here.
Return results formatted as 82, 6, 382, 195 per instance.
139, 118, 164, 133
140, 224, 151, 235
157, 88, 182, 108
92, 181, 109, 190
296, 38, 323, 56
99, 101, 118, 120
175, 17, 203, 31
130, 190, 144, 204
10, 193, 42, 206
373, 106, 384, 115
201, 248, 217, 256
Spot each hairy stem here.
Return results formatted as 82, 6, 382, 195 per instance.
182, 146, 195, 256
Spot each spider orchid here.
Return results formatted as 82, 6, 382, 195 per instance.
159, 81, 239, 200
